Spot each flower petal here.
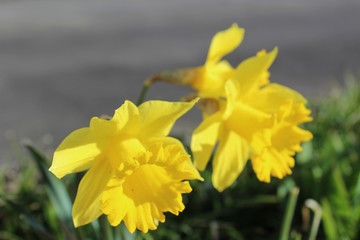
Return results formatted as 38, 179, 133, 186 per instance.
101, 164, 192, 233
233, 48, 278, 97
212, 129, 250, 192
191, 112, 222, 170
138, 99, 198, 138
273, 124, 313, 154
197, 60, 234, 98
246, 83, 307, 114
224, 80, 238, 118
146, 138, 203, 181
107, 138, 147, 170
50, 128, 100, 179
251, 130, 295, 183
206, 23, 245, 65
113, 100, 140, 134
225, 100, 271, 141
90, 100, 140, 138
89, 117, 120, 138
72, 157, 113, 227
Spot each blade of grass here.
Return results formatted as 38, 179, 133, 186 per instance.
303, 199, 322, 240
279, 187, 299, 240
321, 198, 338, 240
0, 195, 55, 240
24, 144, 73, 228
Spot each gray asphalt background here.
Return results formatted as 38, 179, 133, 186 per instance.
1, 0, 360, 165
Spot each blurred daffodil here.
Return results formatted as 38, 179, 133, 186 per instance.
191, 48, 313, 191
49, 99, 202, 233
147, 23, 244, 98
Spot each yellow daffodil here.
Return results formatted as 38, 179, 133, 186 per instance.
148, 23, 244, 98
191, 48, 313, 191
49, 99, 202, 233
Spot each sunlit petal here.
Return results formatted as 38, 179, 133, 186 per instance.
89, 101, 140, 139
113, 100, 140, 134
251, 130, 295, 183
72, 157, 113, 227
50, 128, 100, 178
232, 48, 278, 97
206, 23, 245, 64
138, 99, 198, 137
191, 112, 222, 170
212, 129, 250, 192
246, 83, 307, 114
225, 101, 271, 141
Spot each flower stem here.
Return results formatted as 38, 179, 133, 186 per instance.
136, 80, 152, 105
100, 216, 114, 240
279, 187, 299, 240
303, 199, 322, 240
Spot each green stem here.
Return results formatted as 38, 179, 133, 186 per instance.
280, 187, 300, 240
136, 80, 152, 105
304, 199, 322, 240
100, 216, 113, 240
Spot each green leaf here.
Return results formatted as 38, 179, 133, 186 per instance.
321, 198, 339, 240
24, 144, 73, 229
279, 187, 299, 240
0, 195, 55, 240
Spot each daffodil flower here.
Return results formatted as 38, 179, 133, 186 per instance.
191, 48, 313, 191
148, 23, 244, 98
49, 99, 202, 233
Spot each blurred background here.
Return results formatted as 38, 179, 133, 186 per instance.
1, 0, 360, 165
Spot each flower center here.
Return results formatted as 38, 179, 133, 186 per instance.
122, 164, 171, 205
225, 101, 271, 141
106, 138, 146, 170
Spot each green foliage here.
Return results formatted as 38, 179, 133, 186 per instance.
0, 76, 359, 239
295, 77, 360, 240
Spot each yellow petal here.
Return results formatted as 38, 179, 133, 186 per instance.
224, 80, 238, 119
246, 83, 307, 114
145, 138, 203, 181
113, 100, 140, 134
250, 106, 312, 182
107, 137, 147, 170
271, 101, 313, 153
89, 117, 119, 139
278, 101, 313, 125
206, 23, 245, 65
252, 149, 294, 183
210, 60, 234, 78
273, 124, 313, 154
212, 129, 250, 192
90, 100, 140, 138
233, 48, 278, 97
191, 112, 222, 170
101, 140, 201, 233
50, 128, 100, 179
72, 157, 113, 227
138, 99, 198, 138
100, 182, 132, 227
196, 61, 234, 98
225, 100, 271, 141
101, 164, 191, 233
251, 130, 295, 183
